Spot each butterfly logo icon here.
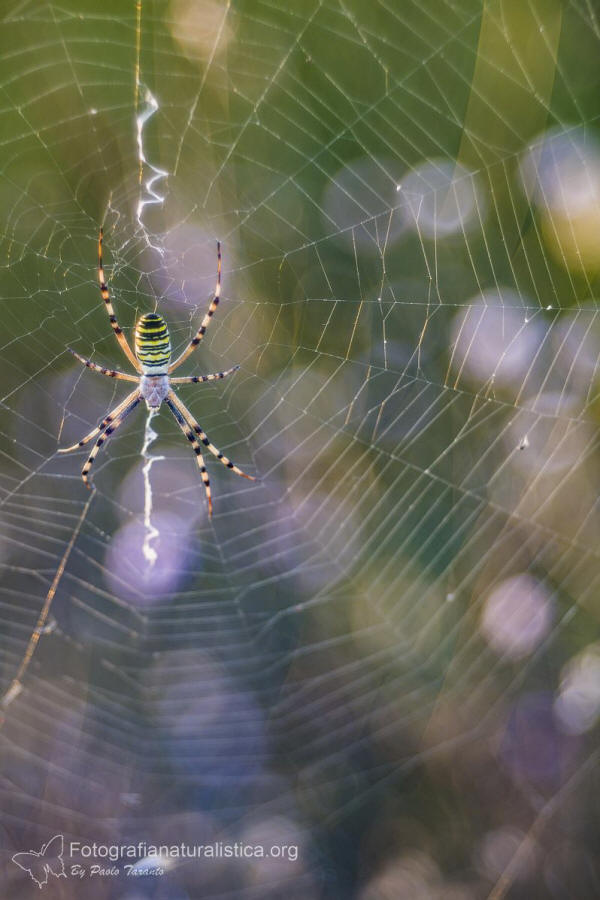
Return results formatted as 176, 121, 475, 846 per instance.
12, 833, 67, 888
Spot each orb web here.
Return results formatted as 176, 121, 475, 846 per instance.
0, 1, 599, 898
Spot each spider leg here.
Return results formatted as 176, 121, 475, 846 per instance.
67, 348, 138, 381
98, 228, 142, 372
170, 365, 240, 384
58, 388, 140, 453
80, 392, 141, 488
164, 392, 213, 517
168, 240, 221, 373
167, 390, 255, 481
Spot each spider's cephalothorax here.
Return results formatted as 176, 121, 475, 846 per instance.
58, 229, 254, 517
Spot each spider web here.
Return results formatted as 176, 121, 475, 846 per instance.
1, 1, 600, 897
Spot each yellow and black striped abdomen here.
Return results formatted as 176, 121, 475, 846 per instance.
135, 312, 171, 372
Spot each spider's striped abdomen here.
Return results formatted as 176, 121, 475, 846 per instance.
135, 312, 171, 373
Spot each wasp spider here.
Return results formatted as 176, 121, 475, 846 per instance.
59, 229, 254, 516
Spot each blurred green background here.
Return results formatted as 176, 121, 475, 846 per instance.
1, 1, 600, 897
